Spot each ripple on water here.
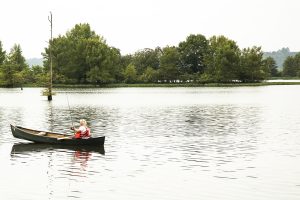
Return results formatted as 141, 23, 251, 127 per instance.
1, 87, 300, 200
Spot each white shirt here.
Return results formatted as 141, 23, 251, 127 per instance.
79, 126, 87, 133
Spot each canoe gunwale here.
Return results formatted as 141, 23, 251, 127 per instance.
13, 126, 72, 138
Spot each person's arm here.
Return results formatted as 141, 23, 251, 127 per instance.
71, 127, 80, 133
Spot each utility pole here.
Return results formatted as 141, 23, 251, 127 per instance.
48, 12, 53, 101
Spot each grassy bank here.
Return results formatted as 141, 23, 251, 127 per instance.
6, 80, 300, 89
49, 81, 300, 88
268, 77, 300, 80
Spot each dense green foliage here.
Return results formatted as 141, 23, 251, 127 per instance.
1, 23, 293, 87
178, 34, 208, 74
263, 57, 279, 77
0, 44, 45, 87
158, 46, 180, 82
203, 36, 240, 82
239, 46, 269, 82
282, 53, 300, 77
0, 41, 5, 66
42, 23, 122, 84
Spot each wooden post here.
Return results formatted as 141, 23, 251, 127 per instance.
48, 12, 53, 101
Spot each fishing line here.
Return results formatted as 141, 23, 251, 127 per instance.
66, 93, 74, 128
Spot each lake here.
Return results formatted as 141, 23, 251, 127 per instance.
0, 86, 300, 200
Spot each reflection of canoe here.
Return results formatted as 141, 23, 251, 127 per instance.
11, 124, 105, 146
11, 142, 105, 155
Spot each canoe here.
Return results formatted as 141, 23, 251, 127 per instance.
10, 124, 105, 146
11, 142, 105, 155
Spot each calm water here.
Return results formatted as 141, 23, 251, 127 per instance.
0, 86, 300, 200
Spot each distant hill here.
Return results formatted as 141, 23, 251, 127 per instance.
263, 48, 298, 70
26, 58, 43, 67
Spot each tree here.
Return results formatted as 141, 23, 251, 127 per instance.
7, 44, 27, 72
158, 46, 180, 82
140, 67, 158, 83
295, 53, 300, 77
105, 47, 123, 83
0, 41, 6, 86
119, 54, 133, 81
0, 44, 28, 87
282, 53, 300, 77
239, 46, 267, 82
86, 39, 121, 84
120, 55, 133, 69
282, 56, 297, 77
124, 64, 137, 83
0, 63, 15, 87
263, 57, 278, 77
132, 48, 161, 75
178, 34, 208, 75
204, 35, 240, 82
0, 41, 6, 66
43, 23, 121, 84
43, 35, 71, 83
27, 65, 47, 85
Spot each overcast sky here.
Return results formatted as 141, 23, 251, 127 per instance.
0, 0, 299, 58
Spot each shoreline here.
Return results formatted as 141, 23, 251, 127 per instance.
8, 81, 300, 88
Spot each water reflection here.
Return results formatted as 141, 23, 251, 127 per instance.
72, 151, 92, 171
46, 101, 55, 132
11, 142, 105, 156
8, 142, 105, 200
1, 87, 300, 200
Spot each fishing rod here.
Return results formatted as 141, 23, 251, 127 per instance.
66, 93, 74, 128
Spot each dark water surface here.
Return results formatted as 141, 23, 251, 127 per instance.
1, 86, 300, 200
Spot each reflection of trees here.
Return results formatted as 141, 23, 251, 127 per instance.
178, 105, 262, 178
10, 143, 104, 199
182, 105, 262, 136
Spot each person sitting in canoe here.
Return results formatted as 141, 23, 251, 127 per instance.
71, 119, 91, 139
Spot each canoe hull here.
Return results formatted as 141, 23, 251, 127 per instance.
11, 124, 105, 146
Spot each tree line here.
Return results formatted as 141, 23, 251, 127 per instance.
282, 53, 300, 77
1, 23, 299, 87
0, 42, 46, 87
